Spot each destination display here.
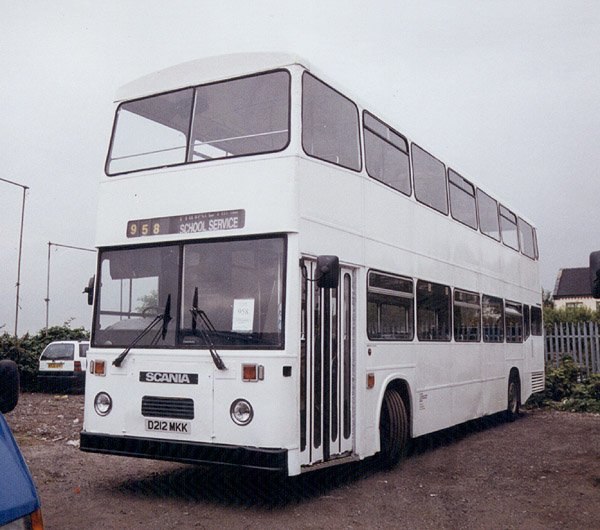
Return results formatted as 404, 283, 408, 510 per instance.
127, 209, 245, 238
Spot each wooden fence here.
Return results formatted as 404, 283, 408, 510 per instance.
545, 322, 600, 375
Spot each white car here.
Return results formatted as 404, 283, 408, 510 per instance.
38, 340, 89, 392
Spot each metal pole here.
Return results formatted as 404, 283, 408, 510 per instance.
45, 241, 95, 332
0, 177, 28, 337
45, 242, 51, 330
14, 186, 27, 337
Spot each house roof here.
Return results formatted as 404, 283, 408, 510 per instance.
553, 267, 592, 298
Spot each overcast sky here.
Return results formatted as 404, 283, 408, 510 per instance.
1, 1, 599, 334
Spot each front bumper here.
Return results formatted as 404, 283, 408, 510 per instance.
80, 432, 288, 472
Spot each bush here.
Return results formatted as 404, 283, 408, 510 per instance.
0, 324, 89, 391
526, 356, 600, 413
545, 356, 580, 401
543, 306, 600, 330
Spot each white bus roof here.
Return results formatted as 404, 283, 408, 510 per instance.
115, 52, 308, 102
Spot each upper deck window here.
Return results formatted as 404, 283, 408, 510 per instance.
412, 144, 448, 215
363, 111, 411, 196
448, 169, 478, 230
477, 189, 500, 241
108, 89, 193, 174
518, 217, 537, 259
302, 73, 361, 171
189, 71, 290, 162
499, 205, 520, 251
106, 70, 290, 175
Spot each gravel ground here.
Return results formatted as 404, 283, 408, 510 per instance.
5, 392, 600, 529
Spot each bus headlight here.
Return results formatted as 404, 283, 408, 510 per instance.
94, 392, 113, 416
230, 398, 253, 426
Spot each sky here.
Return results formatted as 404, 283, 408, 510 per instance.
1, 0, 599, 335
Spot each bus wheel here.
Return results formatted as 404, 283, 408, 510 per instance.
379, 388, 408, 468
506, 375, 520, 422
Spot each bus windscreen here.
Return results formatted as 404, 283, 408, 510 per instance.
94, 236, 285, 349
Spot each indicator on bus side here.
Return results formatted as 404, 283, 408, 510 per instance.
90, 360, 106, 376
242, 364, 264, 382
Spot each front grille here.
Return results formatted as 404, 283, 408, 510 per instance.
531, 371, 545, 393
141, 396, 194, 419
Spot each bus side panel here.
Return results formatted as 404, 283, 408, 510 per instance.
450, 342, 484, 425
412, 343, 455, 436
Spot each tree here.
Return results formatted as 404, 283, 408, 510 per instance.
135, 290, 159, 313
542, 289, 554, 309
0, 323, 89, 391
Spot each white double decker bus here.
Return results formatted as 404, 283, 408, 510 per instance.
80, 53, 544, 475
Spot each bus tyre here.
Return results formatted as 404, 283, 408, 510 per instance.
506, 375, 520, 422
379, 388, 408, 469
0, 360, 20, 414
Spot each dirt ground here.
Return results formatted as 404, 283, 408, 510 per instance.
5, 392, 600, 530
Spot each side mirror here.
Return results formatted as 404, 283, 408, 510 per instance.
590, 251, 600, 299
0, 360, 20, 414
83, 276, 95, 306
316, 255, 340, 289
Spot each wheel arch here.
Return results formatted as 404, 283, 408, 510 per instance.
377, 376, 413, 439
508, 366, 522, 398
506, 366, 522, 422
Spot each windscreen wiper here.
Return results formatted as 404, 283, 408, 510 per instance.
113, 295, 172, 367
190, 287, 227, 371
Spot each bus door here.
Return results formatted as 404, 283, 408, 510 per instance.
300, 259, 354, 466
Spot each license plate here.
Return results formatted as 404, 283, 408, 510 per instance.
145, 419, 191, 434
48, 362, 63, 369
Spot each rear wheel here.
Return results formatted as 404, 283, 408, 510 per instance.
506, 375, 521, 422
379, 388, 408, 468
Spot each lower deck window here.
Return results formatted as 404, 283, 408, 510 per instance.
454, 290, 481, 342
417, 281, 451, 341
531, 306, 543, 336
367, 272, 414, 340
482, 295, 504, 342
505, 301, 524, 343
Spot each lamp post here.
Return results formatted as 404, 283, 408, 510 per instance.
0, 177, 29, 337
45, 242, 96, 331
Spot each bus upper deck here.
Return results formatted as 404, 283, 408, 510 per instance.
99, 53, 538, 287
